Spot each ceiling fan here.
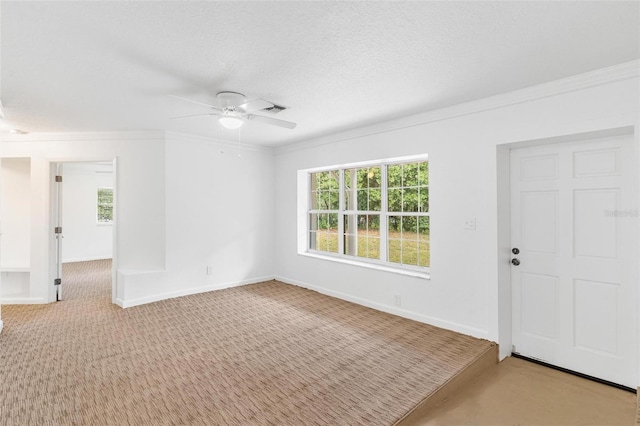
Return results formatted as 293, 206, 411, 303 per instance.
170, 91, 296, 130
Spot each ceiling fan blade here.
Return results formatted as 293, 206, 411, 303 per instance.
169, 113, 220, 120
169, 95, 222, 111
237, 99, 273, 113
247, 114, 296, 129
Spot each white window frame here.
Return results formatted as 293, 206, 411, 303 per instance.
97, 187, 114, 225
299, 154, 430, 279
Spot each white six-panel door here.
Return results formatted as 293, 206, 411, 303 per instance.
511, 134, 638, 388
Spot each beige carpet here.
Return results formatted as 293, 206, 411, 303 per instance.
0, 260, 494, 425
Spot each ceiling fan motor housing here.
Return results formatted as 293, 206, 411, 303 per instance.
217, 91, 246, 108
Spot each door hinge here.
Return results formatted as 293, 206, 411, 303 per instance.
55, 175, 62, 182
54, 278, 61, 286
55, 227, 62, 234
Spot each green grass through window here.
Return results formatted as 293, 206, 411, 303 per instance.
314, 230, 430, 267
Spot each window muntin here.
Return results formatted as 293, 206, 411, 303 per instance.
97, 187, 114, 224
308, 159, 429, 270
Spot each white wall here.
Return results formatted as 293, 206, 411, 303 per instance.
0, 158, 31, 268
274, 69, 640, 360
0, 131, 276, 308
61, 162, 113, 263
0, 158, 32, 301
0, 132, 166, 303
117, 132, 275, 306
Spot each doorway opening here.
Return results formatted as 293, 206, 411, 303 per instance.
50, 160, 117, 304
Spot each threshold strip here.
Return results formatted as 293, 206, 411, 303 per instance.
511, 352, 636, 394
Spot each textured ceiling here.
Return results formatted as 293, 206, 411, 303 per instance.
1, 1, 639, 146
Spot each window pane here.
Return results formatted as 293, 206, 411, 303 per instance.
367, 167, 381, 188
419, 162, 429, 186
418, 217, 430, 266
419, 187, 429, 212
313, 213, 338, 253
311, 170, 339, 210
97, 189, 113, 204
365, 237, 380, 259
388, 188, 402, 212
344, 214, 380, 260
418, 216, 430, 236
401, 216, 418, 238
403, 163, 419, 187
401, 240, 419, 266
387, 164, 402, 188
403, 188, 418, 212
97, 205, 113, 222
327, 173, 339, 190
369, 188, 381, 211
329, 190, 339, 210
418, 241, 430, 267
357, 189, 368, 210
388, 216, 401, 264
388, 238, 401, 263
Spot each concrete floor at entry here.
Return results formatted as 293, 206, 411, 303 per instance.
404, 356, 635, 425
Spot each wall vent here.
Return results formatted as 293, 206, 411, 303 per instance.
263, 104, 288, 114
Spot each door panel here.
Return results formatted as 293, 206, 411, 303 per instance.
573, 279, 619, 355
511, 134, 638, 387
573, 189, 618, 258
521, 272, 558, 340
521, 191, 558, 254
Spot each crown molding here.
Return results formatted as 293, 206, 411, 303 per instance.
0, 130, 166, 143
165, 131, 273, 153
276, 60, 640, 155
0, 129, 275, 154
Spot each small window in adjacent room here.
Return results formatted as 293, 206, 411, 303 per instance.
305, 156, 429, 275
97, 187, 113, 224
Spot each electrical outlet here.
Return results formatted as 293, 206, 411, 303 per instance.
206, 266, 213, 275
464, 217, 476, 230
393, 295, 401, 307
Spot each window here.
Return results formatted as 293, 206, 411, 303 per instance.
97, 187, 113, 224
307, 157, 429, 273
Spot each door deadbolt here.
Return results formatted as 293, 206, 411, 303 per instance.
511, 258, 520, 266
512, 248, 520, 255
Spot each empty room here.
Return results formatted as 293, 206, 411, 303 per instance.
0, 1, 639, 424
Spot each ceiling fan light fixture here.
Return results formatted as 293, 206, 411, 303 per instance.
218, 115, 244, 130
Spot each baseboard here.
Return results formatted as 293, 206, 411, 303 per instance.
0, 297, 46, 304
276, 275, 490, 340
120, 275, 276, 308
62, 256, 112, 264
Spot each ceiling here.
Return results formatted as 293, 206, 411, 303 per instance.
1, 1, 638, 147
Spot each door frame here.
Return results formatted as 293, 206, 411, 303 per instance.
495, 126, 638, 383
48, 158, 118, 304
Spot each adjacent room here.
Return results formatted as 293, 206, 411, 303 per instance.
0, 1, 639, 424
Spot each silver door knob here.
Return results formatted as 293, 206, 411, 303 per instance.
511, 258, 520, 266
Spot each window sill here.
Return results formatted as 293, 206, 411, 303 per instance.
96, 222, 113, 227
299, 251, 430, 280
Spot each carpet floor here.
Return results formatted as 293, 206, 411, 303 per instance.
0, 260, 494, 425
